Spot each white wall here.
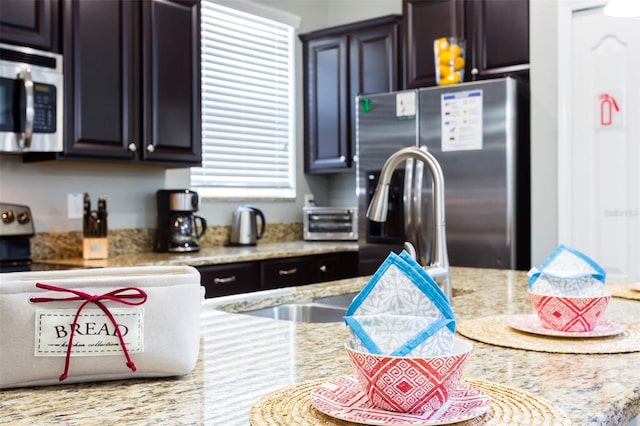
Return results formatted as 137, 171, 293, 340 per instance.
0, 156, 168, 232
326, 0, 403, 26
529, 0, 560, 264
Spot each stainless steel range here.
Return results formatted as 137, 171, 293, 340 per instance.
0, 202, 72, 272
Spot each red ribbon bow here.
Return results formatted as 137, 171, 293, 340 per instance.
31, 283, 148, 381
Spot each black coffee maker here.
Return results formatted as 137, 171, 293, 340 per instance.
155, 189, 207, 252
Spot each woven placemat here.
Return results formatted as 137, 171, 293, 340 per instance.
457, 315, 640, 354
250, 377, 571, 425
605, 283, 640, 301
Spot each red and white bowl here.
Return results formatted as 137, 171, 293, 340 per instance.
344, 337, 472, 414
528, 290, 611, 332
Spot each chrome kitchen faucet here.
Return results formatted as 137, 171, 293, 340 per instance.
366, 146, 451, 300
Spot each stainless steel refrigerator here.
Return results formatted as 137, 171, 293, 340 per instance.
356, 77, 530, 275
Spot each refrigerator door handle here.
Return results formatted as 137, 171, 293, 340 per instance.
413, 157, 425, 265
403, 158, 414, 244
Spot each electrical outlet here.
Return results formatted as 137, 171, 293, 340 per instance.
67, 193, 84, 219
304, 194, 315, 206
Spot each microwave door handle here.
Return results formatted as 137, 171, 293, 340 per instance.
17, 68, 34, 149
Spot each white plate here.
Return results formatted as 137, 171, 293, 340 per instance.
630, 283, 640, 292
508, 314, 626, 338
310, 375, 491, 426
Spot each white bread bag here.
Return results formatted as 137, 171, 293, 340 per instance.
0, 266, 202, 388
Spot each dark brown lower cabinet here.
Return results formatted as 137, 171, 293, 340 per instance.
262, 252, 359, 290
261, 256, 318, 290
198, 262, 260, 298
317, 252, 359, 282
198, 252, 360, 298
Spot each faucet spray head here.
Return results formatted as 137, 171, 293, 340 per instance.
366, 183, 390, 222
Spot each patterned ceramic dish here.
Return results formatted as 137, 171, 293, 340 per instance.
344, 337, 472, 414
528, 290, 611, 332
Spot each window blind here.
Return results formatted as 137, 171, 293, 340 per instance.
191, 1, 297, 199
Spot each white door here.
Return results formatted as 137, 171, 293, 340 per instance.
568, 7, 640, 279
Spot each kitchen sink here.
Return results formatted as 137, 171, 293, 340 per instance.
311, 287, 474, 306
241, 303, 346, 323
240, 287, 474, 323
312, 292, 359, 308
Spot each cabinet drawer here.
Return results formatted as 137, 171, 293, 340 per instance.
197, 262, 260, 298
316, 252, 359, 282
261, 257, 317, 289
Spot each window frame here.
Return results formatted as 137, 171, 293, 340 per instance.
191, 0, 300, 200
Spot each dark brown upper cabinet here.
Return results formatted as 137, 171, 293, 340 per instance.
60, 0, 137, 162
0, 0, 60, 52
465, 0, 529, 80
300, 15, 401, 174
403, 0, 529, 88
140, 0, 201, 164
302, 35, 349, 173
26, 0, 201, 167
404, 0, 463, 88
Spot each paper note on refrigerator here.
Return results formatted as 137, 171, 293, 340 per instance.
441, 90, 483, 151
396, 91, 416, 120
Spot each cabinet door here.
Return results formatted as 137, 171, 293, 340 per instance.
466, 0, 529, 79
316, 252, 359, 282
403, 0, 464, 88
62, 0, 137, 160
198, 262, 261, 298
140, 0, 201, 165
261, 256, 317, 289
349, 22, 400, 162
302, 36, 350, 173
0, 0, 59, 52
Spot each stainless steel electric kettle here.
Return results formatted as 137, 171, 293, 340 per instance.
229, 206, 265, 246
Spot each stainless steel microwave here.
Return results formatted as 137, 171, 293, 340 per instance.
0, 43, 63, 153
303, 207, 358, 241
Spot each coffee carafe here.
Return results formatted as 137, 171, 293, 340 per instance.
155, 189, 207, 252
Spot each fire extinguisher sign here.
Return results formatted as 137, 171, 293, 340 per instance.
596, 89, 624, 130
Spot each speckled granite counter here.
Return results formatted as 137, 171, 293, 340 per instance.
37, 241, 359, 269
3, 267, 639, 425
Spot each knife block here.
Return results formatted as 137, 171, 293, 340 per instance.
83, 238, 108, 260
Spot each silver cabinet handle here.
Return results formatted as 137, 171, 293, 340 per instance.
128, 143, 137, 151
213, 275, 236, 284
146, 144, 155, 152
17, 68, 34, 149
278, 267, 297, 276
339, 155, 346, 162
319, 265, 327, 272
471, 68, 479, 75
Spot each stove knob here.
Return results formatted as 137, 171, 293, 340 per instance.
17, 210, 30, 224
2, 210, 15, 224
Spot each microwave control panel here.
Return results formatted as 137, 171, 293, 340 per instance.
33, 83, 56, 133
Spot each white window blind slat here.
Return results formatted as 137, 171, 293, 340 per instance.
191, 1, 296, 199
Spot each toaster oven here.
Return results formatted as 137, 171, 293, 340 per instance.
303, 207, 358, 241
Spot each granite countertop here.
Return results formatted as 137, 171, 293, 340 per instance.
3, 267, 640, 425
37, 241, 359, 269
